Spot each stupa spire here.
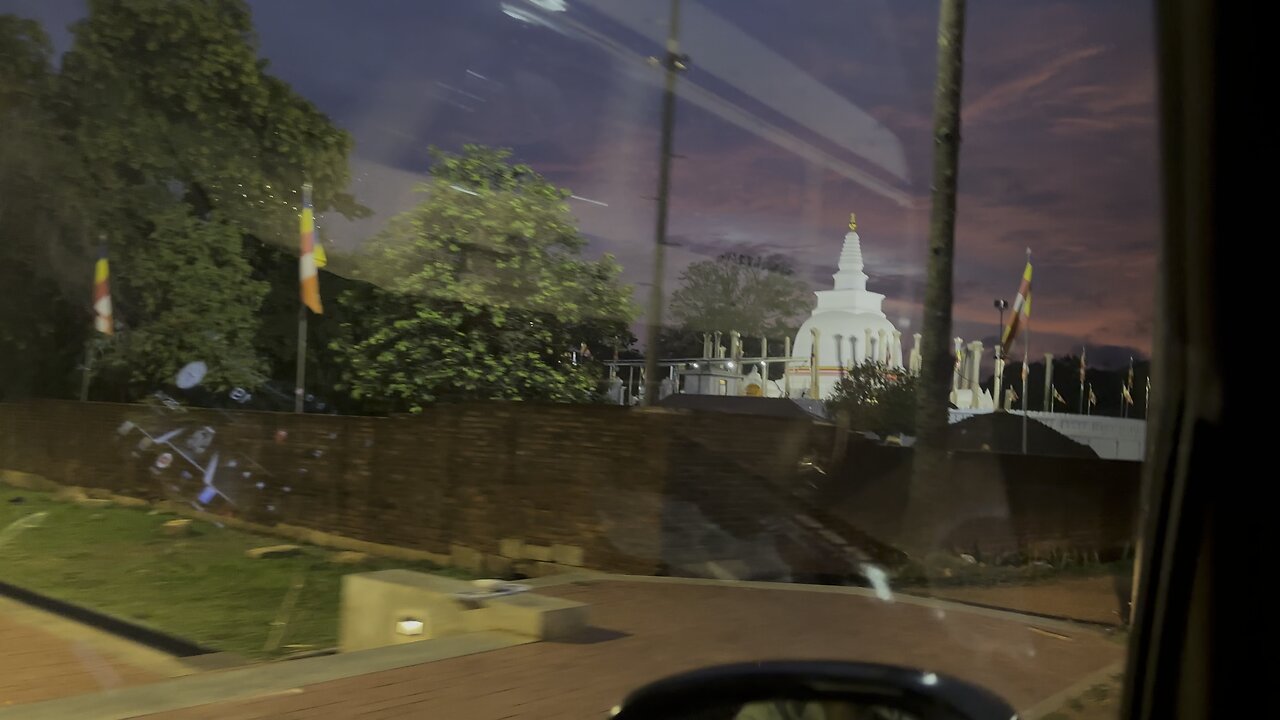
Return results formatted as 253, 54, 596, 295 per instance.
832, 212, 868, 292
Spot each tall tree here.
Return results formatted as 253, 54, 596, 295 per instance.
332, 146, 635, 412
53, 0, 362, 395
112, 208, 268, 391
0, 16, 90, 399
909, 0, 968, 550
668, 253, 813, 338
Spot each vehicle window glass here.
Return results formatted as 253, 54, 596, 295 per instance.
0, 2, 1156, 718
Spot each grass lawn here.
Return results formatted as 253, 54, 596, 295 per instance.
0, 486, 467, 659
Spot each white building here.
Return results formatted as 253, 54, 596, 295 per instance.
787, 215, 904, 399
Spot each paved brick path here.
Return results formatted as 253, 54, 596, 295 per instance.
146, 579, 1124, 719
0, 598, 170, 708
914, 575, 1129, 626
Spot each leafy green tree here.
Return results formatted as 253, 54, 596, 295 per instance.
332, 145, 635, 411
0, 16, 91, 400
110, 208, 268, 391
668, 253, 812, 338
827, 362, 918, 436
50, 0, 362, 395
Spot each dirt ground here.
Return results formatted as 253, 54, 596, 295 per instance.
908, 574, 1131, 626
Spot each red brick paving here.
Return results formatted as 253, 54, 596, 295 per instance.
918, 575, 1127, 626
0, 608, 161, 708
147, 580, 1125, 719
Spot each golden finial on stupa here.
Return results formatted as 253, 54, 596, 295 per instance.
848, 212, 857, 232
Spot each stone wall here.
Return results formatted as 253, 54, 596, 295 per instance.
0, 400, 819, 576
0, 400, 1141, 577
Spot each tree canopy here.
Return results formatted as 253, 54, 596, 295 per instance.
827, 362, 918, 436
0, 17, 91, 399
332, 146, 635, 411
668, 252, 813, 338
36, 0, 363, 395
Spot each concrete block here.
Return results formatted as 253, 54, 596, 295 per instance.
483, 593, 588, 640
161, 519, 192, 537
484, 554, 513, 577
110, 494, 150, 509
246, 544, 302, 559
54, 486, 88, 503
522, 544, 553, 562
512, 560, 570, 578
450, 544, 485, 574
338, 570, 477, 652
498, 538, 524, 559
0, 470, 59, 491
550, 544, 584, 566
328, 551, 368, 565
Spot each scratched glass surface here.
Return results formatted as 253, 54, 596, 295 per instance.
0, 1, 1156, 718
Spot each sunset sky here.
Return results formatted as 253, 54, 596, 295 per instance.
4, 0, 1159, 367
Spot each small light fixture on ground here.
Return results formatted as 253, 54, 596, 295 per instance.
395, 618, 424, 636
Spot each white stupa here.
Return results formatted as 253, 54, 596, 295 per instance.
789, 214, 903, 398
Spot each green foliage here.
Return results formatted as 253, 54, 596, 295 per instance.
0, 16, 92, 400
58, 0, 361, 231
668, 253, 813, 337
11, 0, 365, 399
104, 208, 268, 391
826, 362, 918, 436
333, 145, 636, 411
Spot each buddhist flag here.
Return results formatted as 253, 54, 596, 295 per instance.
1079, 347, 1087, 384
1052, 386, 1066, 405
299, 183, 323, 314
1000, 253, 1032, 356
1088, 385, 1098, 406
93, 245, 113, 335
1122, 384, 1134, 405
1126, 357, 1135, 392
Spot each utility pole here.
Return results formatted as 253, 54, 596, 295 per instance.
642, 0, 687, 406
907, 0, 968, 550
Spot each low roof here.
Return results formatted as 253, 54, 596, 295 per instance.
656, 394, 830, 421
949, 411, 1098, 458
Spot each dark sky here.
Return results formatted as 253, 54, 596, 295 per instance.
3, 0, 1159, 366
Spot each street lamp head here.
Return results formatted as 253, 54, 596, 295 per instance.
994, 299, 1009, 311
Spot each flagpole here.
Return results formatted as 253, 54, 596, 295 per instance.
79, 340, 94, 402
1122, 359, 1128, 418
294, 182, 314, 414
1079, 347, 1086, 414
294, 303, 307, 413
83, 237, 113, 402
1021, 330, 1029, 453
1145, 375, 1151, 419
1021, 249, 1030, 455
1042, 352, 1053, 412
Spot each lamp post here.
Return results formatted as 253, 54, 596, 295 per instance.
993, 298, 1008, 357
641, 0, 688, 406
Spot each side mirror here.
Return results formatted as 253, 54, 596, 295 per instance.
610, 662, 1016, 720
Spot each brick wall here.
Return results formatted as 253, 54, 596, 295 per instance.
0, 400, 1141, 576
